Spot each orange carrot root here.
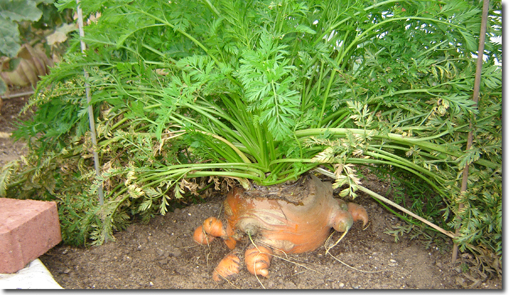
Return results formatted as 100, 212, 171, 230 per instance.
224, 236, 237, 250
347, 202, 369, 227
213, 253, 240, 282
333, 210, 353, 232
193, 225, 215, 245
245, 245, 272, 277
203, 217, 226, 237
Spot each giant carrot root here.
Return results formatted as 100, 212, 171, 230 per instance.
213, 253, 240, 282
245, 245, 272, 277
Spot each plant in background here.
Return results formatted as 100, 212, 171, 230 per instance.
0, 0, 74, 94
0, 0, 501, 277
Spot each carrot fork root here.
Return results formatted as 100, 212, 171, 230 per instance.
347, 202, 369, 227
213, 252, 241, 282
245, 245, 273, 277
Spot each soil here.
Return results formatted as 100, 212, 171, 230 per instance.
0, 90, 503, 290
0, 90, 33, 168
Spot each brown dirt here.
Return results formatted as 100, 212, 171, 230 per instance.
1, 90, 503, 290
0, 90, 33, 167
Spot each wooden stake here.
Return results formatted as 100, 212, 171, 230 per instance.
75, 1, 104, 205
451, 0, 490, 264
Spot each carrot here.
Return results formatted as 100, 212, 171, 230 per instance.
332, 210, 354, 233
245, 245, 272, 277
347, 202, 369, 227
203, 217, 226, 237
212, 253, 240, 281
193, 225, 215, 245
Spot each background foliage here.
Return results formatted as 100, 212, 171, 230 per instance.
0, 0, 73, 93
0, 0, 501, 273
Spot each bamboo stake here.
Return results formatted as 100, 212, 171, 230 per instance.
451, 0, 490, 264
357, 185, 455, 238
76, 1, 104, 205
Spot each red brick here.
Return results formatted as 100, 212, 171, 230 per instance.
0, 198, 61, 274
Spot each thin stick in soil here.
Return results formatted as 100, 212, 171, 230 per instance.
326, 251, 387, 274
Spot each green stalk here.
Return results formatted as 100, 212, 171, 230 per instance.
80, 37, 146, 61
142, 171, 263, 190
364, 149, 443, 184
375, 144, 454, 162
137, 164, 266, 184
127, 6, 222, 67
321, 108, 351, 126
262, 163, 319, 186
294, 128, 499, 169
366, 88, 452, 104
313, 0, 404, 46
181, 103, 244, 142
198, 131, 252, 164
115, 24, 167, 48
318, 15, 470, 127
201, 0, 221, 17
204, 94, 277, 169
150, 162, 266, 175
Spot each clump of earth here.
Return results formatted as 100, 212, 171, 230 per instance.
1, 91, 502, 289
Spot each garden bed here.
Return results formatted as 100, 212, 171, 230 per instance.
1, 91, 502, 290
38, 182, 501, 289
